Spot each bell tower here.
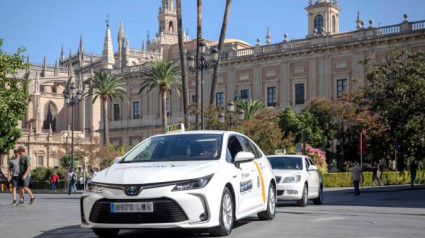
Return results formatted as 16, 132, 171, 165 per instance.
157, 0, 178, 44
306, 0, 341, 37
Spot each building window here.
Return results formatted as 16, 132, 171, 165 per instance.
133, 101, 140, 119
314, 14, 324, 34
332, 15, 336, 33
192, 95, 197, 103
216, 92, 224, 107
337, 79, 348, 98
113, 104, 120, 121
295, 83, 305, 105
37, 156, 44, 166
43, 101, 57, 132
240, 89, 250, 101
267, 87, 277, 107
166, 98, 170, 116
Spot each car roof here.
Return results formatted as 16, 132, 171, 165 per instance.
267, 155, 306, 158
152, 130, 245, 137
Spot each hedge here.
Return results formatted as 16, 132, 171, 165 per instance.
323, 170, 425, 187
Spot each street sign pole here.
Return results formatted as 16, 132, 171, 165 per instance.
360, 132, 363, 189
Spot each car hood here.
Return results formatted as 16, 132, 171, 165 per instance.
92, 160, 219, 185
272, 169, 303, 177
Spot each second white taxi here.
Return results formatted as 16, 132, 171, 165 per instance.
81, 130, 276, 237
267, 154, 323, 207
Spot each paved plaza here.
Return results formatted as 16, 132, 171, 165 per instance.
0, 185, 424, 238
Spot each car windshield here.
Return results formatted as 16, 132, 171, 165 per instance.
267, 156, 303, 170
121, 134, 223, 163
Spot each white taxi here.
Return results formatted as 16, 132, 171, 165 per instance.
81, 130, 276, 237
266, 154, 323, 207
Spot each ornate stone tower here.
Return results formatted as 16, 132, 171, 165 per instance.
155, 0, 178, 46
306, 0, 341, 37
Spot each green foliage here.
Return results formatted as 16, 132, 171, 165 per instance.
363, 49, 425, 170
87, 71, 127, 103
236, 99, 264, 120
322, 171, 425, 187
238, 108, 283, 155
59, 154, 78, 171
0, 39, 30, 154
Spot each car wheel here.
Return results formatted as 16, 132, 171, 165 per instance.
92, 228, 120, 238
297, 184, 308, 207
209, 187, 234, 236
313, 184, 323, 205
257, 183, 276, 220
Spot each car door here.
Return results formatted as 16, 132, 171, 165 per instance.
227, 135, 257, 214
238, 135, 264, 209
304, 157, 317, 198
307, 157, 320, 197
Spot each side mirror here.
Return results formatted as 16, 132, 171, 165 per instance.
113, 157, 122, 164
308, 165, 318, 171
234, 152, 255, 163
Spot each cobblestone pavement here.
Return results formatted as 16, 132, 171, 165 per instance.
0, 185, 424, 238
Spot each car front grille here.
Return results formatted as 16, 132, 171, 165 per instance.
89, 198, 188, 224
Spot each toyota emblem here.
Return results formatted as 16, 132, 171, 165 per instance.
125, 186, 140, 196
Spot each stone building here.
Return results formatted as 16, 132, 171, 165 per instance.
1, 0, 425, 173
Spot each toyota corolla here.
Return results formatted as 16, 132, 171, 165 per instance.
81, 130, 276, 237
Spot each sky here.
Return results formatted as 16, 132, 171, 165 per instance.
1, 0, 424, 64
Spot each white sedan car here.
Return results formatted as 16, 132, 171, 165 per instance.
266, 155, 323, 207
81, 131, 276, 237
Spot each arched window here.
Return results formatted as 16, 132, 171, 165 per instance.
332, 15, 336, 33
168, 21, 174, 32
314, 14, 324, 34
43, 101, 57, 132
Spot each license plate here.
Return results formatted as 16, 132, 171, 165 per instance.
110, 202, 154, 213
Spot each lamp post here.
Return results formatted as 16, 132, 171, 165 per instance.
63, 82, 83, 172
187, 41, 219, 130
218, 101, 245, 131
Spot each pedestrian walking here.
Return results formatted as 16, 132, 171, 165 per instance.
17, 146, 36, 205
350, 161, 364, 196
67, 170, 77, 195
8, 149, 22, 205
372, 163, 382, 186
51, 172, 59, 192
410, 161, 418, 187
79, 176, 85, 190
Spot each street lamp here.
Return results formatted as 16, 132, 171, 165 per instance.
187, 41, 219, 130
63, 82, 83, 172
218, 101, 245, 131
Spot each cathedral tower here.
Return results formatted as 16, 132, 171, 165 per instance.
156, 0, 178, 45
306, 0, 341, 37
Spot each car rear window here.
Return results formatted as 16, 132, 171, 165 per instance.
267, 156, 303, 170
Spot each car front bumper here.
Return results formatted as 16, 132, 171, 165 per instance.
276, 182, 304, 200
81, 185, 220, 229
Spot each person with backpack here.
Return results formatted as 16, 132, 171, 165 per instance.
67, 170, 77, 195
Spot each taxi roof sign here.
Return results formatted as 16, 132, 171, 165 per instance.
274, 149, 286, 155
165, 123, 185, 134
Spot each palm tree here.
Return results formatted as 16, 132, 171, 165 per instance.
87, 71, 127, 145
195, 0, 203, 129
176, 0, 189, 128
237, 99, 264, 120
139, 61, 182, 130
209, 0, 232, 105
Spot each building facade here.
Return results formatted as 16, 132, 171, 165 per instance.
1, 0, 425, 173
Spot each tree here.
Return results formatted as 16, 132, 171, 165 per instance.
139, 61, 182, 130
175, 0, 189, 128
209, 0, 232, 105
236, 99, 263, 120
86, 71, 127, 145
0, 39, 30, 154
195, 0, 203, 129
363, 49, 425, 170
59, 154, 78, 172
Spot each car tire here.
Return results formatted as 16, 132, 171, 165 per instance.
92, 228, 120, 238
257, 183, 276, 220
313, 184, 323, 205
297, 184, 308, 207
209, 187, 234, 237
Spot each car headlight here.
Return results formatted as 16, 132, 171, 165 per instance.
86, 183, 103, 193
172, 174, 213, 191
282, 175, 301, 183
